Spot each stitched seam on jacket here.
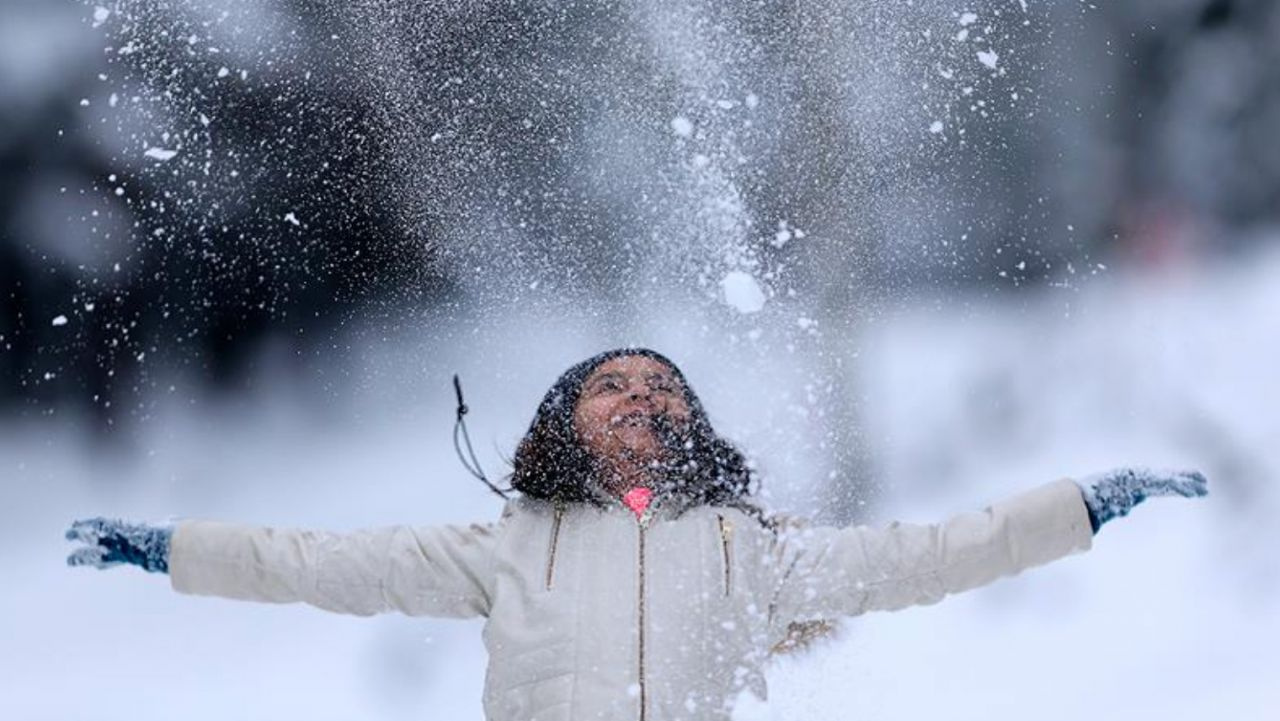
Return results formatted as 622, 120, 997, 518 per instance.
833, 533, 1025, 600
175, 553, 316, 606
767, 553, 802, 633
701, 518, 712, 713
476, 517, 508, 617
378, 532, 395, 611
569, 513, 581, 721
499, 669, 577, 694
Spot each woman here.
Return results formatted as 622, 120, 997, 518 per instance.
66, 347, 1207, 721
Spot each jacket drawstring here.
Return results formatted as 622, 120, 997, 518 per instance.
452, 374, 511, 500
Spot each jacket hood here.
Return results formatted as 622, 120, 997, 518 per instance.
532, 347, 708, 425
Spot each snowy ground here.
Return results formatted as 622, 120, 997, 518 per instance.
2, 243, 1278, 720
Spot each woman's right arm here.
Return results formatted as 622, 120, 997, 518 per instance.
67, 516, 501, 619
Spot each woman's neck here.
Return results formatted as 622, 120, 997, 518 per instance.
599, 457, 657, 498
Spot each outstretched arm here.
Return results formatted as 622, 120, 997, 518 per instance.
767, 470, 1207, 638
67, 516, 502, 619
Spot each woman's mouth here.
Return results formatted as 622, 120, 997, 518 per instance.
612, 410, 653, 427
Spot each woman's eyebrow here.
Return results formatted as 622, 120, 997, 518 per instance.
588, 371, 625, 387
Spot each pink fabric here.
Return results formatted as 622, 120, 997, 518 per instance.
622, 486, 653, 519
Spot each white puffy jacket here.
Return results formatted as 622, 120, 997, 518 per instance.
169, 478, 1093, 720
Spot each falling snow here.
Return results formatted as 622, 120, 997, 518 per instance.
720, 271, 767, 314
143, 147, 178, 161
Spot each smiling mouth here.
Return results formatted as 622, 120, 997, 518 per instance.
612, 410, 653, 428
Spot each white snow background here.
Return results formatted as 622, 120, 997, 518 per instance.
3, 241, 1277, 720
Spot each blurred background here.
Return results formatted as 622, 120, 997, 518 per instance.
2, 0, 1277, 719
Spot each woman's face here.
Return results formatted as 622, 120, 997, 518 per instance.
572, 355, 692, 469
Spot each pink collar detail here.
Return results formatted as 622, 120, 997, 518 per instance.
622, 486, 653, 520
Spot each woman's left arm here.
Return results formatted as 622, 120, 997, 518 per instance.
767, 470, 1206, 629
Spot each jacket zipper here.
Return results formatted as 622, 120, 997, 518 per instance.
716, 514, 734, 597
637, 506, 653, 721
545, 504, 564, 591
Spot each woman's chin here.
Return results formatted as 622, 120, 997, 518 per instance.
613, 441, 665, 466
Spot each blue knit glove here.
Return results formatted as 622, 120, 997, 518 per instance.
1079, 467, 1208, 533
65, 517, 174, 574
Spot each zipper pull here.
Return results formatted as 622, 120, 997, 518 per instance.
717, 513, 735, 597
545, 503, 565, 591
719, 516, 734, 542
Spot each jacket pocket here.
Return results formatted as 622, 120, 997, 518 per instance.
716, 513, 734, 597
545, 504, 565, 591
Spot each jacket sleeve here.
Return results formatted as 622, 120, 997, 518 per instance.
168, 519, 499, 618
766, 478, 1093, 635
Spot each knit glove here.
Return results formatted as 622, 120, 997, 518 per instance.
1078, 467, 1208, 533
65, 517, 174, 574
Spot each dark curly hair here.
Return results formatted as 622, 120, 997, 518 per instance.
508, 347, 762, 519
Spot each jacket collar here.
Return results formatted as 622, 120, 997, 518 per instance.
508, 474, 711, 522
585, 478, 701, 521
